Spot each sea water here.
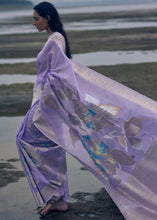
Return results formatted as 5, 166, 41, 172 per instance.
0, 2, 157, 219
30, 0, 157, 8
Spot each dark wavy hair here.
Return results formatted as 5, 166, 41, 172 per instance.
34, 1, 71, 58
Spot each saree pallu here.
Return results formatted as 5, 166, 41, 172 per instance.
16, 32, 157, 220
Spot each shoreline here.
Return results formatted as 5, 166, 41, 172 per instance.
0, 7, 157, 125
1, 27, 157, 59
1, 2, 157, 15
0, 7, 157, 220
0, 61, 157, 116
1, 8, 157, 59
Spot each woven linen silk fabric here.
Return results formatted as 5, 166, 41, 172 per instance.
16, 32, 157, 220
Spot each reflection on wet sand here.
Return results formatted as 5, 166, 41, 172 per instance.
1, 49, 157, 66
1, 2, 157, 219
0, 117, 124, 220
2, 19, 157, 35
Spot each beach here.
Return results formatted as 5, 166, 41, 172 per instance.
1, 3, 157, 219
1, 7, 157, 116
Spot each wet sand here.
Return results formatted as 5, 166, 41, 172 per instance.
0, 116, 124, 220
1, 9, 157, 58
1, 7, 157, 220
1, 61, 157, 116
0, 9, 157, 117
1, 27, 157, 58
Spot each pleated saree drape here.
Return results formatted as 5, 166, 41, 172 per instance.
16, 32, 157, 220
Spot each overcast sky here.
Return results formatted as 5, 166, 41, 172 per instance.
29, 0, 157, 8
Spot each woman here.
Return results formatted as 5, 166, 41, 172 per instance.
16, 1, 157, 219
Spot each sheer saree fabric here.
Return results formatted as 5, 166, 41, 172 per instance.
16, 32, 157, 220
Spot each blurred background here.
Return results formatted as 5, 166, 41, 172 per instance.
1, 0, 157, 219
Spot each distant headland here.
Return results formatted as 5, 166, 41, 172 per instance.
1, 0, 33, 10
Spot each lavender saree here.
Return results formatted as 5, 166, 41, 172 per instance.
16, 32, 157, 220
